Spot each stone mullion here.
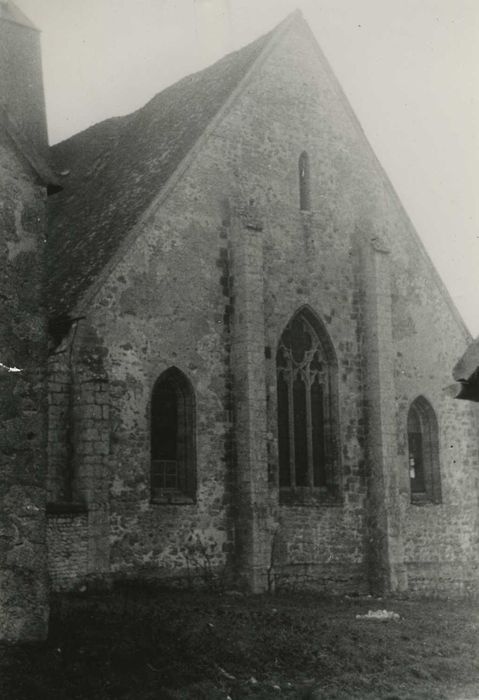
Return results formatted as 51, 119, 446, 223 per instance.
304, 368, 314, 488
287, 361, 296, 486
420, 413, 432, 499
323, 378, 334, 489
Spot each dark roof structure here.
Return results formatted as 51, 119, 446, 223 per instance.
452, 337, 479, 402
47, 19, 290, 317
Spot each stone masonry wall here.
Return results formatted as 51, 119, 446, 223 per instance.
46, 512, 88, 590
47, 348, 72, 502
222, 22, 371, 590
46, 16, 479, 594
240, 20, 479, 593
0, 19, 48, 156
46, 321, 110, 589
386, 157, 479, 594
0, 134, 49, 639
74, 18, 371, 591
229, 205, 272, 592
75, 181, 235, 583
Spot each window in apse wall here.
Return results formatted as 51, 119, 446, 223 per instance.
150, 367, 196, 503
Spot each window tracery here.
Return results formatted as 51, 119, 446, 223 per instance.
276, 309, 339, 501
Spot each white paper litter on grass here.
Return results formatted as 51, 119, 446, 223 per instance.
355, 609, 400, 621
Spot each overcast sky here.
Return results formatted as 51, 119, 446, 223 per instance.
17, 0, 479, 336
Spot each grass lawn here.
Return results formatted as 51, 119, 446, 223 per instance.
1, 585, 479, 699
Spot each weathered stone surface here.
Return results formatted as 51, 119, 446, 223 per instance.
0, 15, 48, 157
0, 4, 53, 641
0, 2, 475, 628
0, 137, 48, 641
47, 511, 89, 590
36, 12, 479, 598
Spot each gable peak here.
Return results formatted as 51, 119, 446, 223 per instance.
0, 1, 38, 31
269, 8, 307, 39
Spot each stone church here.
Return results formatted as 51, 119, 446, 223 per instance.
1, 2, 478, 641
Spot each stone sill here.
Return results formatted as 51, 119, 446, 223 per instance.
46, 501, 88, 516
410, 495, 442, 507
150, 494, 195, 506
279, 488, 342, 508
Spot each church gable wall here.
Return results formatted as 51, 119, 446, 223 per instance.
221, 25, 370, 591
272, 22, 478, 593
216, 20, 479, 592
47, 17, 479, 594
79, 21, 371, 590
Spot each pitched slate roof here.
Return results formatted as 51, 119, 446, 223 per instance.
47, 21, 284, 317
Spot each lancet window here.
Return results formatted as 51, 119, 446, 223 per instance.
407, 396, 441, 504
151, 367, 196, 503
299, 151, 311, 211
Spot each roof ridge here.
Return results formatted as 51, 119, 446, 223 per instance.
52, 11, 300, 151
52, 113, 128, 150
69, 11, 301, 316
50, 21, 286, 181
48, 11, 300, 316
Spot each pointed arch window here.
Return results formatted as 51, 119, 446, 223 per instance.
299, 151, 311, 211
151, 368, 196, 504
276, 308, 340, 503
407, 396, 441, 504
